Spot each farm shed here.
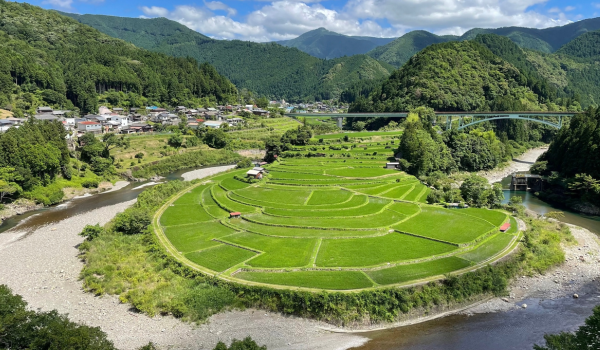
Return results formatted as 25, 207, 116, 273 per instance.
386, 162, 400, 169
499, 223, 511, 232
230, 212, 241, 218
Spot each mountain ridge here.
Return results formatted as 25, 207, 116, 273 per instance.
275, 27, 395, 59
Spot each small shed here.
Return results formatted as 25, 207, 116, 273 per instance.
499, 223, 511, 232
386, 162, 400, 169
230, 212, 241, 218
246, 170, 263, 179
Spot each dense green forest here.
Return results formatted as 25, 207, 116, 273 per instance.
533, 107, 600, 209
63, 13, 394, 102
275, 27, 395, 60
367, 17, 600, 68
0, 1, 236, 116
350, 40, 574, 113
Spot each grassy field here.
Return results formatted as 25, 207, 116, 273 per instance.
393, 207, 495, 244
315, 131, 402, 140
235, 270, 374, 290
366, 257, 472, 285
316, 233, 457, 267
156, 137, 518, 290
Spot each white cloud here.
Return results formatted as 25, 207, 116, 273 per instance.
139, 0, 574, 41
205, 1, 237, 16
565, 6, 576, 11
140, 6, 170, 17
43, 0, 74, 9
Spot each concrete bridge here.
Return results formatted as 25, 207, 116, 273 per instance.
510, 173, 544, 191
286, 111, 580, 129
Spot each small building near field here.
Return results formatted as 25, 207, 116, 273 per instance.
386, 162, 400, 169
499, 223, 511, 232
246, 170, 263, 179
445, 203, 469, 209
77, 121, 102, 133
230, 212, 241, 218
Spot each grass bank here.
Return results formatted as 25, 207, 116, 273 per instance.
79, 179, 573, 326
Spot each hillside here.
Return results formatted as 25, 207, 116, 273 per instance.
0, 2, 236, 116
353, 41, 551, 112
367, 30, 458, 68
367, 17, 600, 68
275, 27, 395, 59
63, 13, 394, 101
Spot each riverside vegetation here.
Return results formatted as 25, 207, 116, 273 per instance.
0, 285, 266, 350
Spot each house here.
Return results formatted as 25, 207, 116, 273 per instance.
230, 212, 241, 218
77, 121, 102, 133
175, 106, 187, 113
228, 117, 244, 126
252, 109, 269, 117
245, 105, 254, 111
386, 162, 400, 169
121, 122, 153, 134
98, 106, 112, 115
0, 119, 22, 132
499, 223, 511, 232
252, 167, 267, 174
246, 170, 263, 179
36, 106, 53, 114
34, 114, 59, 121
204, 121, 225, 129
113, 108, 124, 115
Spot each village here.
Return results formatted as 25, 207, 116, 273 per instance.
0, 100, 347, 136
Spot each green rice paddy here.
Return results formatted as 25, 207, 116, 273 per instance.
156, 137, 519, 291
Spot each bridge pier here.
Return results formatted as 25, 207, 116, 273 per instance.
335, 117, 344, 129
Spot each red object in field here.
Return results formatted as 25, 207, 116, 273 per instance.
230, 212, 241, 218
499, 223, 511, 232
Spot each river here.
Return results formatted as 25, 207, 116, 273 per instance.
1, 166, 599, 350
353, 175, 600, 350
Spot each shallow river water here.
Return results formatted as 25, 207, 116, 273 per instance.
353, 175, 600, 350
1, 168, 599, 350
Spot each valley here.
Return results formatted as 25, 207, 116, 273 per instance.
1, 1, 600, 350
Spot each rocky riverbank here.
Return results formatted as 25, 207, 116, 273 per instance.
0, 166, 367, 350
479, 147, 547, 184
462, 222, 600, 315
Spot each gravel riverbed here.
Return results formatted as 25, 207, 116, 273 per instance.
479, 147, 547, 184
0, 166, 367, 350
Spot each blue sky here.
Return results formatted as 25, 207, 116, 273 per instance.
23, 0, 600, 41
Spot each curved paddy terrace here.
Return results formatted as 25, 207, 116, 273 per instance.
154, 157, 521, 291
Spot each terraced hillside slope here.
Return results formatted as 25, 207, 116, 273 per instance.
155, 137, 520, 291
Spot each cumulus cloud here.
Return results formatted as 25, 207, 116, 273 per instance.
43, 0, 73, 9
139, 0, 574, 41
205, 1, 237, 16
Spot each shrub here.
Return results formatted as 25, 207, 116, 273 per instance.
113, 208, 152, 235
82, 179, 99, 188
135, 153, 144, 159
80, 224, 104, 241
236, 158, 253, 169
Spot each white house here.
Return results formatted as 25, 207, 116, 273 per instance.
77, 121, 102, 133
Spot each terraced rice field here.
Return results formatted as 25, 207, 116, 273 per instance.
156, 138, 519, 291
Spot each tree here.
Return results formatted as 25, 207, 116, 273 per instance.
534, 305, 600, 350
264, 136, 283, 163
203, 128, 229, 149
0, 285, 117, 350
213, 337, 266, 350
255, 96, 269, 109
398, 120, 456, 177
236, 158, 253, 169
0, 167, 23, 202
168, 133, 184, 148
460, 174, 491, 207
102, 133, 130, 155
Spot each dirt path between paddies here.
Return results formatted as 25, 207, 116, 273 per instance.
0, 173, 367, 350
479, 147, 547, 184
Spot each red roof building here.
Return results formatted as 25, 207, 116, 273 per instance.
230, 212, 241, 218
499, 223, 511, 232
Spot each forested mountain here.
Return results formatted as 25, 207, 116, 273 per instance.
367, 31, 457, 68
275, 27, 395, 59
367, 17, 600, 68
351, 40, 562, 112
0, 1, 236, 116
63, 13, 394, 101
